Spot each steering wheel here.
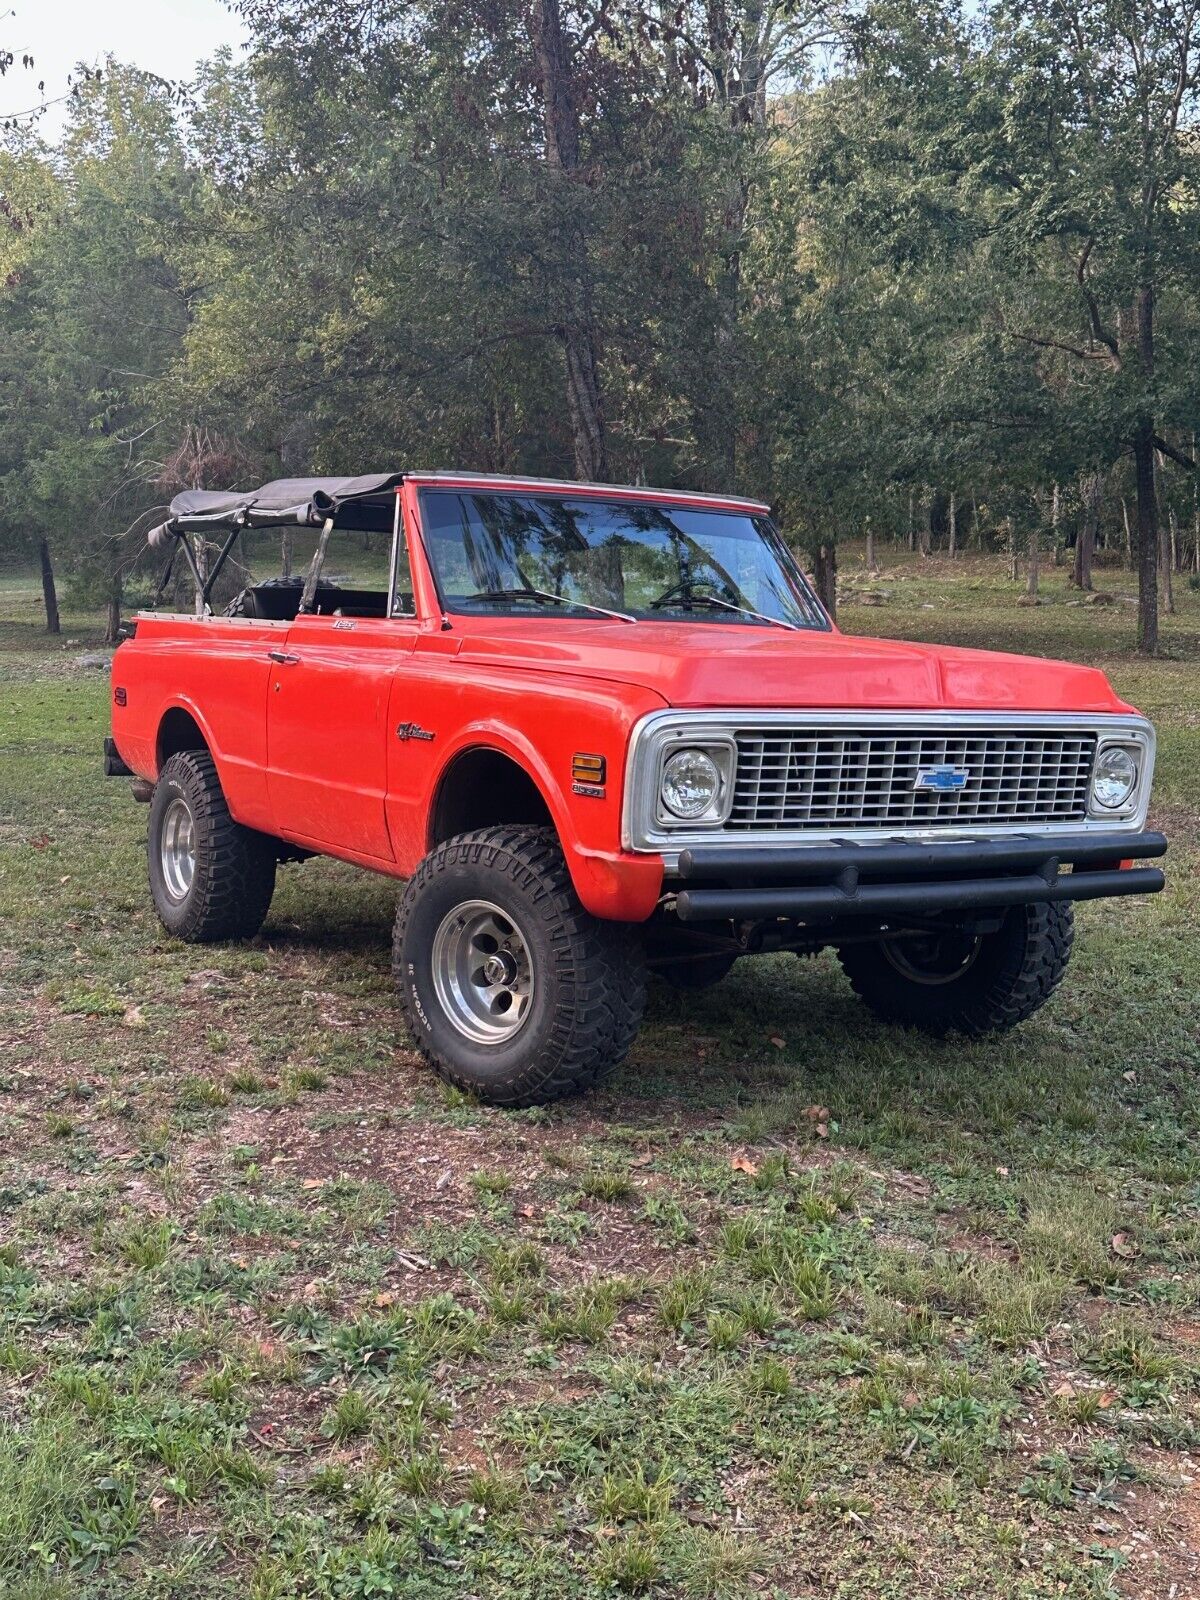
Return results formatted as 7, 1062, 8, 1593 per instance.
649, 575, 737, 610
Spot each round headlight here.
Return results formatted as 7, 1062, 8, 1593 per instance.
1093, 745, 1138, 810
661, 749, 721, 819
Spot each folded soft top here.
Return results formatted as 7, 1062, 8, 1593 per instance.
148, 473, 405, 547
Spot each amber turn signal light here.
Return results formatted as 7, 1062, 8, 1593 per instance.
572, 753, 606, 785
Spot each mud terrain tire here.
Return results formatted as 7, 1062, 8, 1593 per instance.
838, 902, 1074, 1036
393, 826, 645, 1107
148, 750, 276, 942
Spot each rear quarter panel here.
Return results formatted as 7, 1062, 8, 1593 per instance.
109, 615, 279, 833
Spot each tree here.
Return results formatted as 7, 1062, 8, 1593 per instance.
0, 65, 195, 639
971, 0, 1200, 653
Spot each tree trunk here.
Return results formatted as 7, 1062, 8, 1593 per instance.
1072, 474, 1099, 592
1051, 482, 1061, 569
1006, 519, 1017, 582
865, 520, 876, 576
907, 487, 915, 552
531, 0, 609, 482
104, 569, 122, 645
561, 323, 609, 481
1122, 497, 1133, 570
813, 542, 837, 620
1163, 508, 1176, 615
193, 538, 208, 616
1134, 424, 1159, 654
947, 492, 957, 558
917, 493, 931, 557
38, 537, 60, 634
1026, 512, 1040, 600
281, 528, 293, 578
1134, 284, 1159, 656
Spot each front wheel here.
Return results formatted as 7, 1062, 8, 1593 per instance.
837, 902, 1074, 1036
393, 827, 645, 1107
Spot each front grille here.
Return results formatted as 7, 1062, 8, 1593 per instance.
728, 727, 1097, 831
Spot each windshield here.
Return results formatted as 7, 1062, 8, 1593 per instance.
419, 490, 830, 630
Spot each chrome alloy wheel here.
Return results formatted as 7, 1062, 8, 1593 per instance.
431, 899, 535, 1043
881, 929, 982, 986
160, 796, 197, 902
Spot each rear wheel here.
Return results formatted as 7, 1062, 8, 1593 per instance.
837, 902, 1074, 1036
393, 826, 645, 1106
148, 750, 276, 942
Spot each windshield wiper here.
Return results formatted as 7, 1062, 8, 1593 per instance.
666, 592, 798, 631
466, 587, 637, 624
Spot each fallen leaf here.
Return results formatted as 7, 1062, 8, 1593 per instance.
1122, 1070, 1137, 1085
731, 1155, 759, 1176
1051, 1380, 1077, 1399
301, 1178, 323, 1191
122, 1005, 147, 1031
803, 1105, 830, 1122
1097, 1390, 1119, 1410
629, 1153, 654, 1168
374, 1291, 397, 1308
519, 1204, 536, 1218
1111, 1231, 1138, 1259
768, 1035, 786, 1050
995, 1165, 1010, 1177
28, 833, 51, 850
815, 1123, 829, 1140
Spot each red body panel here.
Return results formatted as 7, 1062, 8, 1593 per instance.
109, 476, 1140, 922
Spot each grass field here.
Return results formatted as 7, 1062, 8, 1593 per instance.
1, 545, 1198, 1600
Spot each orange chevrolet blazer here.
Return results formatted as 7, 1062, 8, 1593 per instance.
105, 471, 1166, 1105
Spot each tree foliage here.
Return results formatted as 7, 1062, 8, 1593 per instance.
1, 1, 1198, 647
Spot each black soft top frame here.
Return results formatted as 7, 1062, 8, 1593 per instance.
146, 474, 406, 614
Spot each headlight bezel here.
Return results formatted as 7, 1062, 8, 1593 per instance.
1088, 738, 1144, 818
652, 735, 736, 830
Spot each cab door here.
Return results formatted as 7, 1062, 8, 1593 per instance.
266, 615, 418, 861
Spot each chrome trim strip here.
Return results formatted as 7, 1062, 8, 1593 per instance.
622, 709, 1157, 857
134, 611, 291, 630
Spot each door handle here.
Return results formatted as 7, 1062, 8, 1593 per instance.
268, 650, 300, 665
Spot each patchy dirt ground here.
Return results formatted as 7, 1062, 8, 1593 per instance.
2, 565, 1200, 1599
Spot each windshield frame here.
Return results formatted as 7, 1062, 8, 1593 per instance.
416, 488, 831, 632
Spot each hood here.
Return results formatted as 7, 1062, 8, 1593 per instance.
451, 617, 1130, 714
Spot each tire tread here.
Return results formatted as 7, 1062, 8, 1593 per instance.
151, 750, 275, 943
839, 902, 1074, 1036
393, 826, 644, 1107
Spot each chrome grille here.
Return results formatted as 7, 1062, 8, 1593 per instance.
729, 727, 1097, 831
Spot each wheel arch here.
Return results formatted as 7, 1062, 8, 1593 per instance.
156, 702, 214, 775
429, 743, 557, 849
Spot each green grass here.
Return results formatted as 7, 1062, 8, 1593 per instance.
1, 550, 1198, 1597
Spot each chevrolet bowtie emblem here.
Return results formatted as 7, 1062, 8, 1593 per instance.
914, 764, 970, 792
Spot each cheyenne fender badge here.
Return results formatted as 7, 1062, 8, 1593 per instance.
396, 722, 436, 742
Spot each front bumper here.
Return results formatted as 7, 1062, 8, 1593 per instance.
671, 830, 1167, 924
